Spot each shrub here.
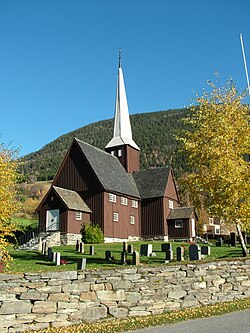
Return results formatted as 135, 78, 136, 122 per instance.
82, 223, 104, 244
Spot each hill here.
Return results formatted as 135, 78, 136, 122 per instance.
19, 108, 190, 181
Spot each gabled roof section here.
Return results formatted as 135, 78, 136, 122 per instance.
168, 207, 197, 220
75, 139, 140, 198
105, 58, 139, 151
133, 167, 171, 199
53, 186, 91, 212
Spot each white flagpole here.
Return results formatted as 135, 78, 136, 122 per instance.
240, 33, 250, 96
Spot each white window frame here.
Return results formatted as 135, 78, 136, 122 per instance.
113, 212, 119, 222
209, 217, 214, 225
169, 200, 174, 209
118, 149, 122, 157
132, 200, 138, 208
175, 220, 183, 228
109, 193, 116, 203
75, 211, 82, 221
121, 197, 128, 205
111, 151, 115, 156
130, 215, 135, 225
215, 227, 220, 234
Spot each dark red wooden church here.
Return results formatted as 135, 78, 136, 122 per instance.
37, 58, 197, 244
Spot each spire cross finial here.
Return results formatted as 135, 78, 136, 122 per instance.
118, 49, 122, 68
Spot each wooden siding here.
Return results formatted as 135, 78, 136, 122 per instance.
105, 145, 140, 173
140, 198, 165, 237
79, 190, 104, 230
53, 141, 100, 192
167, 218, 191, 239
67, 211, 90, 234
38, 191, 67, 233
104, 192, 140, 238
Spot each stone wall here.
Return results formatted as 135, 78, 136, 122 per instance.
1, 259, 250, 332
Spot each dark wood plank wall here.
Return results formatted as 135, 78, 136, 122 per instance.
104, 193, 140, 238
39, 191, 68, 232
168, 218, 191, 238
80, 190, 104, 230
67, 211, 90, 234
141, 198, 164, 237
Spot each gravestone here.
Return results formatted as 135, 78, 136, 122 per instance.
230, 233, 236, 246
52, 252, 56, 263
38, 237, 42, 252
76, 239, 80, 252
42, 241, 46, 255
189, 244, 201, 261
55, 252, 61, 266
216, 237, 223, 247
161, 243, 172, 252
79, 242, 84, 254
47, 247, 53, 260
123, 242, 128, 252
176, 246, 184, 261
165, 248, 173, 261
90, 245, 95, 255
132, 251, 140, 265
77, 258, 87, 270
140, 244, 153, 257
121, 251, 127, 265
105, 250, 112, 261
201, 246, 211, 256
127, 244, 133, 254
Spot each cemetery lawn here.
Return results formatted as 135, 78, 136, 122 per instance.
6, 241, 249, 273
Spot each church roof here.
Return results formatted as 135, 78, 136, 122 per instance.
76, 139, 140, 198
168, 207, 196, 220
105, 59, 139, 151
53, 186, 92, 212
133, 167, 170, 199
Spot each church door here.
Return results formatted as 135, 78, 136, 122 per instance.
46, 209, 60, 231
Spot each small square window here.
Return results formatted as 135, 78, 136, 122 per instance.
132, 200, 138, 208
75, 211, 82, 221
121, 197, 128, 205
113, 212, 119, 222
118, 149, 122, 157
215, 227, 220, 234
175, 220, 183, 228
130, 215, 135, 225
111, 151, 115, 156
169, 200, 174, 209
109, 193, 116, 203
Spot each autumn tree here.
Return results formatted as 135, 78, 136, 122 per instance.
178, 79, 250, 256
0, 145, 19, 265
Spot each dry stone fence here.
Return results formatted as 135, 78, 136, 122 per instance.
0, 259, 250, 332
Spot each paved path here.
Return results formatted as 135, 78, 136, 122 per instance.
127, 309, 250, 333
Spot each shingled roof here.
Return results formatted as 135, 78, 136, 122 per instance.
76, 139, 140, 198
133, 167, 170, 199
168, 207, 196, 220
53, 186, 91, 212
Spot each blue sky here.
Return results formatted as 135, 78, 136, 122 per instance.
1, 0, 250, 156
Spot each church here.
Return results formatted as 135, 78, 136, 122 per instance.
37, 57, 197, 245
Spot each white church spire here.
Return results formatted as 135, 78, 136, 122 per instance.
105, 53, 140, 151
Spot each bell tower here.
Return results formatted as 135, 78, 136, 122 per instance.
105, 54, 140, 173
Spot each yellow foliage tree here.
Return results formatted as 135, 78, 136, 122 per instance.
0, 145, 18, 265
178, 79, 250, 256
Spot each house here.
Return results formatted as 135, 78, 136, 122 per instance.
37, 57, 197, 244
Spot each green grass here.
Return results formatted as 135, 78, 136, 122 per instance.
6, 241, 248, 273
12, 217, 38, 231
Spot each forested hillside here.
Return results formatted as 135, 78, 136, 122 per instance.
20, 108, 190, 181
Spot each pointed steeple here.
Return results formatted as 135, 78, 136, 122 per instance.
105, 54, 140, 151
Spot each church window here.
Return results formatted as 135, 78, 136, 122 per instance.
132, 200, 138, 208
175, 220, 183, 228
118, 149, 122, 157
121, 197, 128, 205
169, 200, 174, 209
130, 215, 135, 225
75, 211, 82, 221
111, 151, 115, 156
113, 212, 119, 222
109, 193, 116, 203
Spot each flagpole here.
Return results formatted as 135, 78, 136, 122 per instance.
240, 33, 250, 96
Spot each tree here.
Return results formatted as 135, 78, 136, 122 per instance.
178, 79, 250, 256
0, 145, 19, 266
